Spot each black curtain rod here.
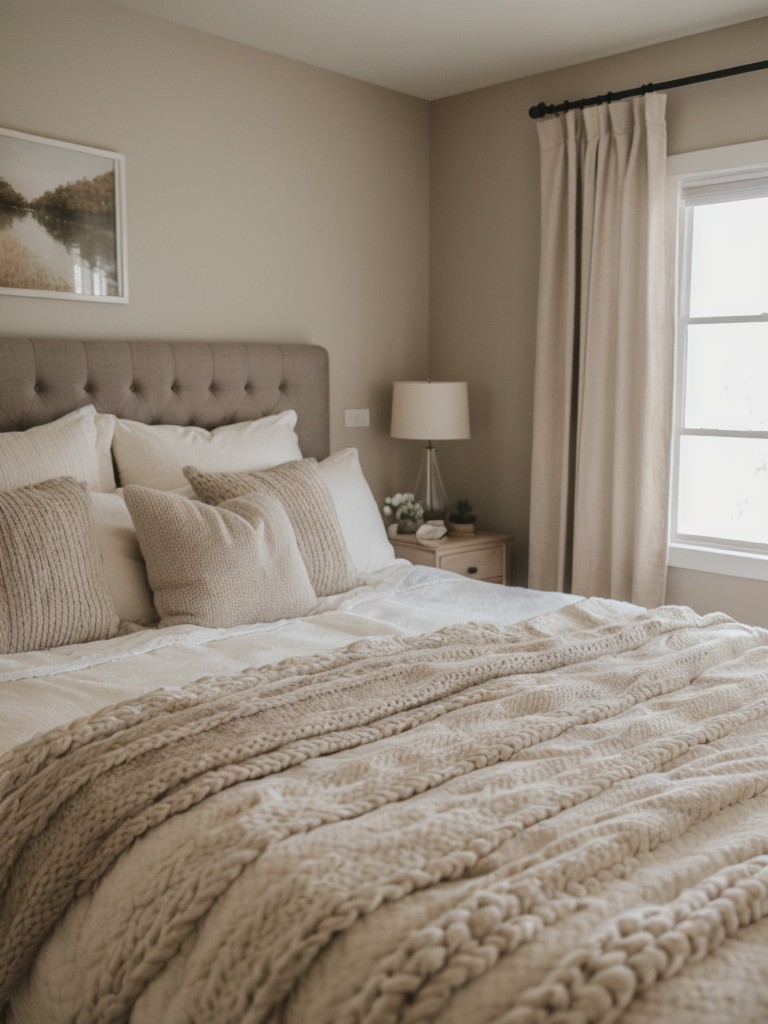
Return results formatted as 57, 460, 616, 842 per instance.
528, 57, 768, 119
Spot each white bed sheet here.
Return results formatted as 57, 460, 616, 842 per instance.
0, 564, 586, 758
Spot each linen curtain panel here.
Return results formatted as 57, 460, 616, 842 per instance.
528, 93, 671, 608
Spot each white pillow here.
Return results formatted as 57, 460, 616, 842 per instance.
315, 449, 395, 575
0, 406, 116, 493
90, 491, 158, 627
111, 410, 302, 491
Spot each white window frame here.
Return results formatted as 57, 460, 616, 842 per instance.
667, 140, 768, 583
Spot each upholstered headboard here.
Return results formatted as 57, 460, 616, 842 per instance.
0, 339, 329, 460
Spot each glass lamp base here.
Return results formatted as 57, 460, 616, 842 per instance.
414, 443, 449, 522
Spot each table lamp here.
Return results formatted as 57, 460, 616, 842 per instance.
390, 380, 470, 522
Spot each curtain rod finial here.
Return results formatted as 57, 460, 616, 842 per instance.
529, 102, 549, 120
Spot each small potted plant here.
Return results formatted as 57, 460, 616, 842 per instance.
382, 492, 424, 535
448, 498, 477, 535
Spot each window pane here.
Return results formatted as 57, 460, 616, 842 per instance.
689, 197, 768, 317
677, 436, 768, 545
685, 322, 768, 430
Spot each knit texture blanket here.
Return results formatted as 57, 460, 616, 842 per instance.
3, 599, 768, 1024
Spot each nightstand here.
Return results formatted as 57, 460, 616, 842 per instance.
391, 530, 512, 585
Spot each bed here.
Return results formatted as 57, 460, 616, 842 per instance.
2, 337, 768, 1024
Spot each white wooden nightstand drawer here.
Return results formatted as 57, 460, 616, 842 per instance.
391, 531, 511, 585
440, 545, 503, 581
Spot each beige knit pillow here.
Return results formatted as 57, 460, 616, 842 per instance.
123, 486, 317, 628
0, 477, 120, 654
183, 460, 360, 597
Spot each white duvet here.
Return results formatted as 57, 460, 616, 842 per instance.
6, 568, 768, 1024
0, 564, 580, 758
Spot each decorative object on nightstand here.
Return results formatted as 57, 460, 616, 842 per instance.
390, 380, 470, 522
391, 530, 512, 585
416, 521, 447, 542
448, 499, 477, 535
382, 492, 424, 535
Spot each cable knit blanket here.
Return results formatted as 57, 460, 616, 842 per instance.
4, 598, 768, 1024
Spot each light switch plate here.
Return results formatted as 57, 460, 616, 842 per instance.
344, 408, 370, 428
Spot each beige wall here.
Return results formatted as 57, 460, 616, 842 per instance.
0, 0, 430, 500
430, 18, 768, 625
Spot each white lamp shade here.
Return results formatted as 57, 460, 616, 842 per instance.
390, 381, 470, 440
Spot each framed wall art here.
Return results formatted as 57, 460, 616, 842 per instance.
0, 127, 127, 302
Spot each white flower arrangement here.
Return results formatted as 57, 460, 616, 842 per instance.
382, 492, 424, 523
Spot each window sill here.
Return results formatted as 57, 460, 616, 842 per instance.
668, 543, 768, 583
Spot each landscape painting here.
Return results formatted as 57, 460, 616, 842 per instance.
0, 128, 127, 301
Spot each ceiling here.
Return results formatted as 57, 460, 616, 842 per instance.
108, 0, 767, 100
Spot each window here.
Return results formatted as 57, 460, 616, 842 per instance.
668, 141, 768, 582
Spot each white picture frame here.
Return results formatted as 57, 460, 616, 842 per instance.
0, 127, 127, 302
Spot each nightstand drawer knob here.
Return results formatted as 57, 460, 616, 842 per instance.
467, 566, 478, 574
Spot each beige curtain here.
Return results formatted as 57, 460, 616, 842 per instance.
528, 94, 671, 607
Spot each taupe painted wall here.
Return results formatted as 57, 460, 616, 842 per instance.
431, 18, 768, 625
0, 0, 430, 500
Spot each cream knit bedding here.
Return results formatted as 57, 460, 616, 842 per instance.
4, 597, 768, 1023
